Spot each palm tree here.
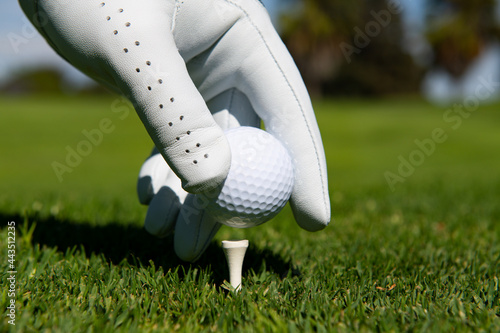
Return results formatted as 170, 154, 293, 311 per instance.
279, 0, 364, 95
279, 0, 422, 96
426, 0, 500, 77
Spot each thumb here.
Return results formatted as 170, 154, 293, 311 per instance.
20, 0, 230, 193
174, 194, 222, 262
221, 0, 330, 230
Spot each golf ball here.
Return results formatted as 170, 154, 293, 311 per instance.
204, 126, 294, 228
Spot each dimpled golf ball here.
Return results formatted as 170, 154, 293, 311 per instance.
205, 126, 294, 228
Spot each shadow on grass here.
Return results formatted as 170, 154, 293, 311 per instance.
1, 212, 299, 285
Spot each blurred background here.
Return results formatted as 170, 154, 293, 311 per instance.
2, 0, 500, 103
1, 3, 499, 331
1, 0, 499, 210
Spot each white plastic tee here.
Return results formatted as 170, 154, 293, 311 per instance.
222, 240, 249, 291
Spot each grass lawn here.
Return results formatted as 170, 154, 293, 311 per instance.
0, 94, 499, 332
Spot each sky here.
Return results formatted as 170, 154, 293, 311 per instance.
0, 1, 96, 85
0, 0, 435, 86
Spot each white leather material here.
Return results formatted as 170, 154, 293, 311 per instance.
138, 89, 259, 260
19, 0, 231, 194
137, 151, 171, 205
138, 152, 189, 238
19, 0, 331, 261
173, 0, 331, 231
174, 195, 221, 262
144, 186, 182, 237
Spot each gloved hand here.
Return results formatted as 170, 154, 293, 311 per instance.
20, 0, 331, 261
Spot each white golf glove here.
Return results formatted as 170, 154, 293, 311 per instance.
20, 0, 330, 261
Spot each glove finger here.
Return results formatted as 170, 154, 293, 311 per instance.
144, 186, 181, 238
242, 39, 331, 232
190, 1, 330, 231
21, 0, 231, 194
174, 194, 221, 262
172, 1, 330, 230
142, 87, 258, 239
140, 151, 189, 237
137, 149, 189, 200
171, 89, 258, 260
137, 150, 169, 205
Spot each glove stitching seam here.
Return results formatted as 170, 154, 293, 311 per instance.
224, 0, 330, 220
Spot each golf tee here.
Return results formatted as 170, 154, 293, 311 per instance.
222, 240, 249, 291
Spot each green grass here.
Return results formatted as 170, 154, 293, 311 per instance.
0, 94, 499, 332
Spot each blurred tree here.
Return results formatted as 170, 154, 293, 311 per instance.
279, 0, 423, 96
0, 67, 65, 95
426, 0, 500, 77
0, 67, 108, 95
279, 0, 363, 95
